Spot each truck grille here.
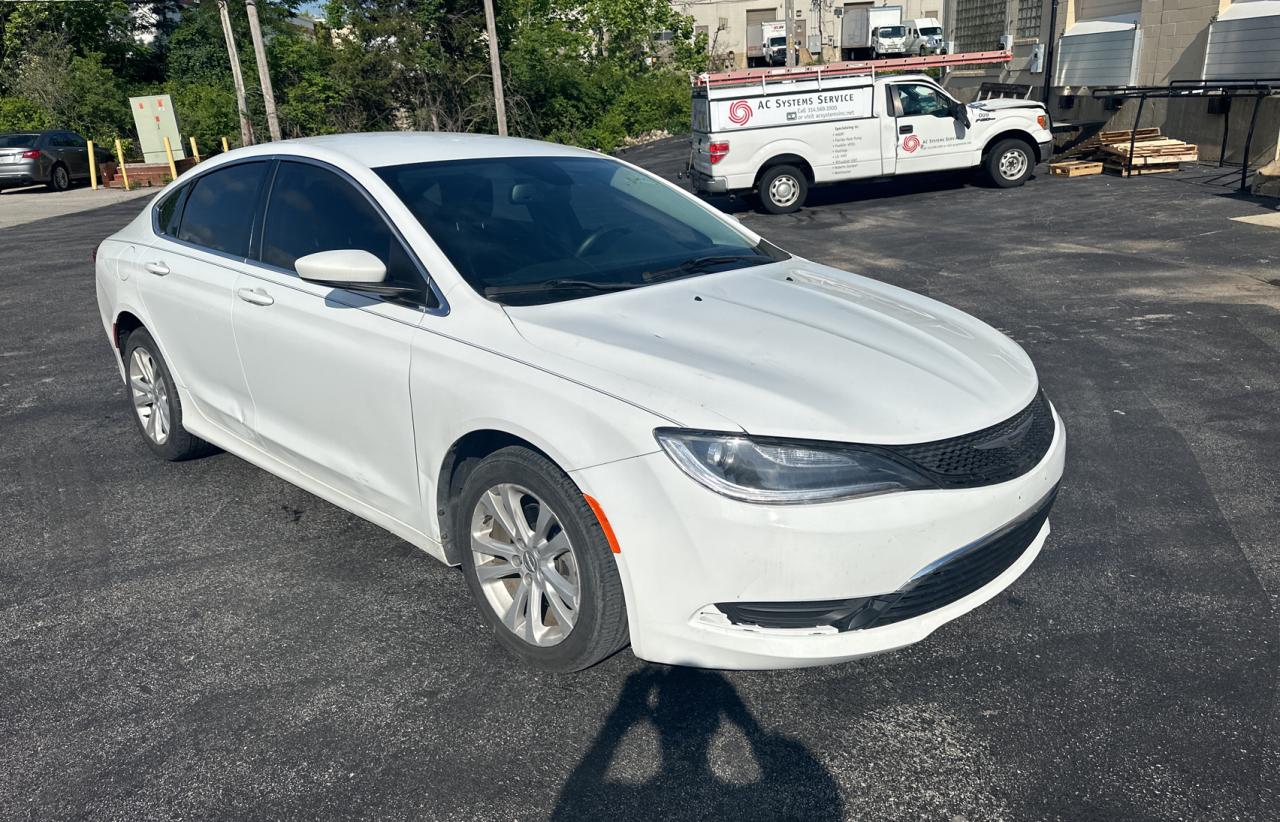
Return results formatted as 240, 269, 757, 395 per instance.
888, 390, 1055, 488
716, 486, 1058, 633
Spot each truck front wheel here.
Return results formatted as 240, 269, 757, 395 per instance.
985, 139, 1035, 188
758, 165, 807, 214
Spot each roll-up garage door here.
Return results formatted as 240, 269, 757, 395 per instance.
1203, 1, 1280, 80
1055, 21, 1140, 87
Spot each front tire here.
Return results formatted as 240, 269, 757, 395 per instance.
456, 446, 629, 672
758, 164, 807, 214
47, 164, 71, 192
985, 138, 1035, 188
122, 328, 218, 461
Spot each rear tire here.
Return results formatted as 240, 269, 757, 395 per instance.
121, 328, 219, 461
456, 446, 629, 672
47, 164, 71, 192
758, 164, 807, 214
985, 138, 1035, 188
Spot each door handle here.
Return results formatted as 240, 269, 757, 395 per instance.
898, 124, 914, 135
143, 261, 170, 276
236, 287, 274, 306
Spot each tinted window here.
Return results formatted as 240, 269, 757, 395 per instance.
0, 134, 39, 148
376, 156, 784, 306
154, 185, 188, 236
259, 161, 422, 289
176, 162, 267, 257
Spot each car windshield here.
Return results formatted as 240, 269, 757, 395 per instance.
376, 156, 787, 306
879, 26, 906, 37
0, 134, 39, 148
920, 26, 942, 35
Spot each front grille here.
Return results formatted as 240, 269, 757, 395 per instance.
888, 391, 1056, 488
716, 485, 1058, 633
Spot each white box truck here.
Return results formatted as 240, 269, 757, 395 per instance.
841, 5, 905, 60
905, 17, 946, 56
689, 65, 1053, 213
761, 20, 788, 66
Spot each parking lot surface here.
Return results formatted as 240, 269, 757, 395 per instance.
0, 183, 152, 229
3, 141, 1278, 821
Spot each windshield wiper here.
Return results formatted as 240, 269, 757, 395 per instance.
484, 279, 641, 298
642, 254, 767, 283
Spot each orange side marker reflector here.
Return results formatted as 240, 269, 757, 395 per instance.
584, 494, 621, 554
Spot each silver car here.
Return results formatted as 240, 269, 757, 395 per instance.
0, 130, 111, 193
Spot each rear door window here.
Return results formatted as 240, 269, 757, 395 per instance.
175, 162, 268, 258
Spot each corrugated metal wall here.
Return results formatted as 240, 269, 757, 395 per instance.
1055, 28, 1139, 86
1203, 15, 1280, 79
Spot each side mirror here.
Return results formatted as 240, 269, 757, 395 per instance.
950, 99, 971, 129
296, 249, 420, 298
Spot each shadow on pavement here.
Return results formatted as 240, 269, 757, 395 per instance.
551, 667, 843, 822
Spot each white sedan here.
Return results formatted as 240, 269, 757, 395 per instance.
94, 133, 1065, 671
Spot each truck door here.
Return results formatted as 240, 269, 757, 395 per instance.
887, 81, 971, 175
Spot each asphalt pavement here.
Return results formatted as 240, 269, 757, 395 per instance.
2, 141, 1279, 821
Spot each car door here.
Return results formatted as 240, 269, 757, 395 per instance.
888, 81, 971, 175
61, 133, 90, 178
136, 161, 267, 442
232, 159, 427, 530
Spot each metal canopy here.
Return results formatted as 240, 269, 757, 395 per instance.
1089, 79, 1280, 190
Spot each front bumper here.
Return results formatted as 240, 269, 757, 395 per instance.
1038, 138, 1054, 162
572, 404, 1066, 669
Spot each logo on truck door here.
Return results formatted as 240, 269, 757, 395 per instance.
902, 134, 921, 153
728, 100, 753, 126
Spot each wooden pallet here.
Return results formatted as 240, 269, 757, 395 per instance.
1058, 127, 1164, 160
1104, 163, 1180, 176
1049, 160, 1104, 177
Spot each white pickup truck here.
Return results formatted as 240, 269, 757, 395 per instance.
689, 66, 1053, 213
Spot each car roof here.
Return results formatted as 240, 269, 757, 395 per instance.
231, 132, 603, 170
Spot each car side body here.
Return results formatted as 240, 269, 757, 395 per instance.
95, 133, 1065, 670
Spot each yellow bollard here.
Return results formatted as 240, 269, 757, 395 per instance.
189, 136, 201, 163
114, 138, 131, 191
162, 136, 178, 183
221, 136, 230, 153
87, 140, 98, 190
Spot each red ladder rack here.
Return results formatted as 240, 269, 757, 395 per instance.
695, 49, 1013, 90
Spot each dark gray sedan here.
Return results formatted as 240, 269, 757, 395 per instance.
0, 130, 112, 193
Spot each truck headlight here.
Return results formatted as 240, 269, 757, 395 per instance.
654, 429, 936, 504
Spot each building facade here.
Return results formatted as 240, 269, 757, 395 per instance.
940, 0, 1279, 186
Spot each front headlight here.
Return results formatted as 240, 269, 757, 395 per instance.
654, 429, 936, 504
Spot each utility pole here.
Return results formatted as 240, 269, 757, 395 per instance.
482, 0, 508, 136
1041, 0, 1059, 105
244, 0, 281, 141
217, 0, 254, 146
784, 0, 795, 66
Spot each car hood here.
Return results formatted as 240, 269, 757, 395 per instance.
504, 261, 1039, 444
970, 98, 1046, 113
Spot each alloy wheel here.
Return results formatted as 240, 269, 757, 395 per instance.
469, 483, 581, 647
53, 167, 69, 189
129, 347, 170, 445
999, 149, 1028, 181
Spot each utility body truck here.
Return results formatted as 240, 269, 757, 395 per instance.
760, 20, 788, 66
905, 18, 946, 55
688, 52, 1052, 213
841, 5, 905, 60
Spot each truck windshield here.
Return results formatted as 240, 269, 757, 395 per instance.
919, 26, 942, 35
878, 26, 906, 37
376, 156, 787, 306
768, 36, 787, 47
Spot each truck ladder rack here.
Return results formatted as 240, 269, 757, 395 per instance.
695, 50, 1013, 90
